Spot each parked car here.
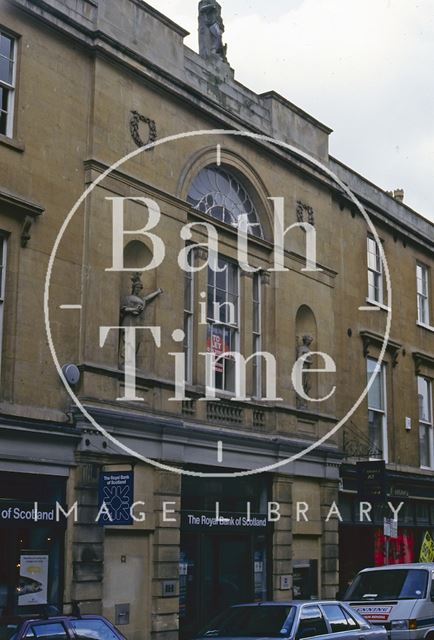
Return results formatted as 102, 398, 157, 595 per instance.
0, 613, 127, 640
194, 600, 387, 640
343, 563, 434, 640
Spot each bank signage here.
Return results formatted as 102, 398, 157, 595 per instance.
182, 510, 271, 531
98, 470, 134, 525
0, 500, 66, 526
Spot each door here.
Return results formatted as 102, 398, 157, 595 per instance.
202, 535, 251, 622
180, 533, 253, 640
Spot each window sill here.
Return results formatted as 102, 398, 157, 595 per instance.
0, 134, 24, 153
365, 298, 390, 312
417, 321, 434, 334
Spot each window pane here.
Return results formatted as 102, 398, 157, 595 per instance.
420, 424, 431, 467
368, 410, 383, 455
187, 166, 263, 238
184, 274, 192, 311
367, 360, 383, 410
30, 624, 67, 640
0, 34, 13, 60
417, 264, 427, 295
0, 110, 6, 136
0, 57, 13, 85
70, 619, 120, 640
418, 295, 427, 324
227, 262, 238, 296
418, 377, 431, 422
0, 86, 8, 111
322, 605, 348, 632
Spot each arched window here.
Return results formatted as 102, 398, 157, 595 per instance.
187, 165, 263, 238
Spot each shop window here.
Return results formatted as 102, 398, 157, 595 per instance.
206, 256, 239, 393
367, 358, 388, 462
416, 263, 430, 325
187, 165, 263, 238
418, 376, 433, 468
0, 31, 16, 137
367, 236, 383, 304
252, 272, 262, 398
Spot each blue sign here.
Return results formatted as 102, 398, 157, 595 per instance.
98, 471, 134, 525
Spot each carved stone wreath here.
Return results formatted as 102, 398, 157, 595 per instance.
296, 200, 315, 226
129, 110, 157, 150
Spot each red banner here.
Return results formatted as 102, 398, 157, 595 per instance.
374, 528, 414, 565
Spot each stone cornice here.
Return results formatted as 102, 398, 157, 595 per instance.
360, 330, 402, 367
413, 350, 434, 374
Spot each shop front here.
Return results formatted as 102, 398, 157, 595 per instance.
0, 472, 67, 616
179, 472, 272, 640
339, 464, 434, 591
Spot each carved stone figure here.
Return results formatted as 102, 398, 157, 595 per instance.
296, 334, 314, 403
119, 273, 163, 366
198, 0, 227, 61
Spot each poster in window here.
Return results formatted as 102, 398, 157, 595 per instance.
207, 326, 227, 373
17, 552, 49, 606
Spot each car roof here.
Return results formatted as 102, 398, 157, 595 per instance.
358, 563, 434, 572
0, 615, 107, 625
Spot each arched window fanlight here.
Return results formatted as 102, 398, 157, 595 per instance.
187, 165, 263, 238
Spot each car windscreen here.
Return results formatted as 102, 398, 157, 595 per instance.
198, 605, 295, 638
346, 569, 428, 601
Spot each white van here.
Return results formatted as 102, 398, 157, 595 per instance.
344, 564, 434, 640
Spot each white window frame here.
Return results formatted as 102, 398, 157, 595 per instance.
0, 30, 17, 138
416, 263, 430, 326
252, 272, 262, 399
367, 357, 388, 462
0, 236, 7, 375
206, 256, 240, 394
418, 376, 433, 469
183, 252, 194, 385
367, 236, 384, 305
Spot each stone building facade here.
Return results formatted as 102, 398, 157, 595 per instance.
0, 1, 432, 640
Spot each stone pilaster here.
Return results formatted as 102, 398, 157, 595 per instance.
151, 469, 182, 640
70, 458, 104, 613
320, 480, 339, 598
271, 474, 293, 600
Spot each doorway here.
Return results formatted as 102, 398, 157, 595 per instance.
180, 532, 268, 640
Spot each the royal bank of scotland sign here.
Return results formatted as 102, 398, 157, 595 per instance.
98, 471, 134, 526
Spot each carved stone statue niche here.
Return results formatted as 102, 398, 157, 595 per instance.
119, 272, 163, 367
198, 0, 227, 62
296, 334, 314, 408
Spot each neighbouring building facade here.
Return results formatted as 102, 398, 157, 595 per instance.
0, 1, 432, 640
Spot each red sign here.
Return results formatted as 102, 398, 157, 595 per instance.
207, 327, 228, 373
374, 528, 414, 565
354, 605, 393, 622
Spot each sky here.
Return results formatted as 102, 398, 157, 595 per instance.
145, 0, 434, 222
